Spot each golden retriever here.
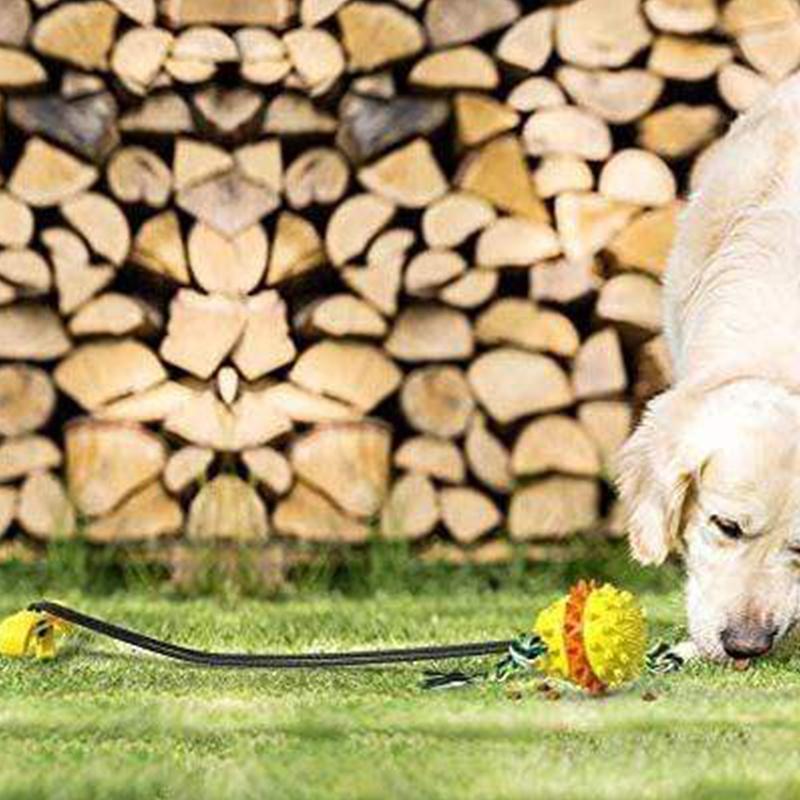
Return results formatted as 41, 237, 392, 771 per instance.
617, 75, 800, 662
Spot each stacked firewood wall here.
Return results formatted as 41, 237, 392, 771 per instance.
0, 0, 781, 560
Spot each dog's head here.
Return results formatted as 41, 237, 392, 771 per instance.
617, 378, 800, 660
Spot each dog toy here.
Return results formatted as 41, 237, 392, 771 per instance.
1, 580, 655, 695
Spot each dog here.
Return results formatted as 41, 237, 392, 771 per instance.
617, 75, 800, 663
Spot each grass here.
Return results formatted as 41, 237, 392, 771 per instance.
2, 548, 800, 799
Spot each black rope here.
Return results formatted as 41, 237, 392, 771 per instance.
29, 601, 513, 669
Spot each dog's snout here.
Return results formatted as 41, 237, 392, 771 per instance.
721, 626, 777, 659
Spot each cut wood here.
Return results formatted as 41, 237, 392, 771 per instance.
301, 0, 348, 26
555, 192, 637, 261
0, 487, 16, 538
171, 26, 238, 64
556, 66, 663, 124
326, 193, 395, 267
216, 366, 239, 406
69, 293, 159, 337
291, 422, 390, 517
120, 92, 194, 135
0, 47, 46, 88
533, 155, 594, 199
531, 257, 602, 306
456, 135, 548, 222
0, 305, 71, 361
297, 294, 387, 338
267, 211, 325, 285
720, 0, 798, 34
97, 381, 194, 423
507, 76, 565, 111
598, 149, 677, 207
409, 46, 500, 90
109, 0, 155, 24
509, 476, 599, 539
606, 203, 681, 277
342, 259, 403, 317
242, 447, 293, 496
465, 411, 512, 493
111, 26, 172, 94
284, 28, 344, 96
32, 1, 118, 70
476, 217, 560, 268
193, 86, 264, 140
160, 290, 246, 379
572, 327, 628, 400
400, 366, 475, 438
596, 273, 663, 337
386, 305, 474, 362
173, 138, 233, 192
187, 474, 268, 541
164, 446, 214, 493
18, 471, 76, 539
9, 138, 98, 207
577, 400, 632, 474
0, 0, 31, 47
0, 366, 55, 437
0, 436, 62, 482
0, 249, 51, 294
285, 148, 349, 209
262, 382, 359, 424
405, 250, 466, 295
232, 291, 296, 380
738, 21, 800, 80
648, 35, 732, 81
264, 93, 337, 135
274, 482, 369, 543
644, 0, 717, 33
475, 299, 579, 357
368, 228, 415, 268
638, 104, 722, 159
290, 340, 401, 412
555, 0, 652, 68
234, 139, 283, 192
107, 147, 172, 207
50, 250, 115, 314
468, 348, 573, 424
426, 0, 519, 47
717, 63, 772, 112
61, 192, 130, 266
454, 92, 519, 148
439, 271, 499, 309
634, 334, 674, 402
495, 9, 553, 72
511, 414, 601, 477
55, 339, 166, 411
65, 420, 166, 516
0, 192, 34, 248
440, 487, 500, 543
188, 222, 267, 295
358, 139, 448, 209
394, 436, 465, 484
380, 473, 439, 540
338, 2, 425, 71
422, 192, 495, 248
86, 480, 183, 543
163, 0, 294, 27
523, 106, 611, 161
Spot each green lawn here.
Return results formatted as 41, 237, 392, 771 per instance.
2, 560, 800, 800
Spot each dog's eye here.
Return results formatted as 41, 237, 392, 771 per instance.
710, 515, 744, 540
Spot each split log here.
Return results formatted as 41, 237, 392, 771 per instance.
455, 92, 519, 150
291, 422, 390, 517
718, 63, 772, 112
267, 211, 325, 285
426, 0, 519, 47
634, 334, 674, 402
164, 446, 214, 494
173, 138, 233, 192
386, 305, 474, 362
440, 487, 500, 543
65, 420, 166, 516
261, 382, 359, 424
475, 299, 579, 357
109, 0, 156, 25
456, 135, 548, 222
264, 93, 337, 135
555, 0, 652, 68
285, 148, 349, 209
468, 348, 573, 424
380, 473, 439, 540
338, 2, 425, 71
465, 411, 512, 493
596, 273, 663, 337
555, 192, 637, 261
598, 149, 677, 207
55, 339, 166, 411
0, 192, 34, 248
511, 414, 601, 477
648, 35, 732, 81
120, 93, 194, 136
69, 293, 159, 338
572, 327, 628, 400
216, 367, 239, 406
523, 106, 612, 161
233, 139, 283, 192
242, 447, 293, 497
326, 193, 395, 267
577, 400, 633, 475
476, 218, 560, 268
738, 21, 800, 80
405, 250, 466, 295
533, 156, 593, 199
422, 192, 495, 249
162, 0, 295, 27
296, 294, 387, 338
367, 227, 415, 268
98, 381, 194, 423
131, 211, 191, 284
86, 481, 183, 543
409, 46, 500, 90
644, 0, 717, 33
342, 259, 403, 317
0, 487, 16, 538
507, 76, 566, 112
284, 28, 345, 96
289, 340, 401, 412
237, 29, 290, 85
0, 366, 55, 437
0, 305, 71, 361
111, 26, 172, 95
606, 203, 681, 278
556, 67, 663, 124
638, 104, 722, 159
274, 481, 369, 543
60, 192, 131, 266
53, 258, 116, 316
188, 223, 267, 295
394, 436, 465, 484
0, 249, 51, 294
496, 9, 553, 72
107, 147, 172, 207
0, 0, 31, 47
193, 87, 264, 141
231, 291, 296, 380
302, 0, 348, 26
720, 0, 797, 34
0, 436, 62, 483
439, 271, 499, 309
186, 474, 268, 541
400, 366, 475, 438
17, 471, 76, 539
509, 476, 599, 539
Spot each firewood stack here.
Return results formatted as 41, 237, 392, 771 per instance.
0, 0, 776, 560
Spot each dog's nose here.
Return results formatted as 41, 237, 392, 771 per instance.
721, 626, 777, 659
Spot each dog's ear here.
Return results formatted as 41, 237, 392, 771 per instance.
616, 389, 695, 565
